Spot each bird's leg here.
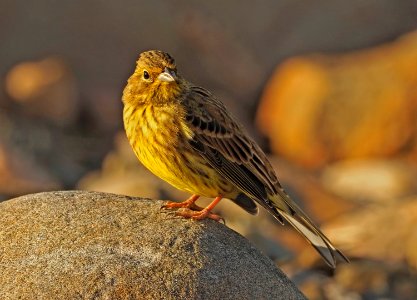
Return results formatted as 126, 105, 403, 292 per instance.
162, 194, 202, 210
176, 196, 223, 222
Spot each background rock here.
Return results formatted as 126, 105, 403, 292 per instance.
5, 57, 79, 127
321, 159, 417, 204
257, 31, 417, 168
0, 190, 305, 300
0, 143, 62, 196
324, 196, 417, 268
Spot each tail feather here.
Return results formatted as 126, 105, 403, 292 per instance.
278, 209, 337, 267
271, 190, 349, 268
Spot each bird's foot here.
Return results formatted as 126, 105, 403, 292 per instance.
176, 207, 224, 223
173, 195, 224, 223
162, 195, 224, 222
161, 194, 201, 210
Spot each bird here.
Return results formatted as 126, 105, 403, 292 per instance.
122, 50, 348, 268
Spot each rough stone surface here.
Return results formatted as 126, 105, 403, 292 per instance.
0, 190, 305, 300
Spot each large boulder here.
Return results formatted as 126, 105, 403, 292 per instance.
0, 190, 305, 299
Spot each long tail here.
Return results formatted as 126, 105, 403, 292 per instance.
269, 189, 349, 268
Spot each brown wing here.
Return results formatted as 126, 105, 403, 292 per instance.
183, 86, 349, 267
183, 86, 282, 215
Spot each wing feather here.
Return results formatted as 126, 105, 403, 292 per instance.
182, 85, 348, 267
183, 86, 278, 197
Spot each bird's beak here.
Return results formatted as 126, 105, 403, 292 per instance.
157, 68, 176, 82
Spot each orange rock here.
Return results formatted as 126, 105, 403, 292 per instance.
257, 30, 417, 168
5, 57, 79, 127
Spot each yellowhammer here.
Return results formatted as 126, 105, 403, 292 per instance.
122, 50, 348, 268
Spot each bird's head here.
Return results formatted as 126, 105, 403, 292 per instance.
123, 50, 183, 105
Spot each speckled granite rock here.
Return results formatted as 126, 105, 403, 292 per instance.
0, 190, 305, 300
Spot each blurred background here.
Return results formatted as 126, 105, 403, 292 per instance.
1, 1, 417, 299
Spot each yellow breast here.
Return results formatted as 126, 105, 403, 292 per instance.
123, 102, 212, 194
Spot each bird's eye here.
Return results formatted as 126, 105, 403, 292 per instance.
143, 70, 150, 80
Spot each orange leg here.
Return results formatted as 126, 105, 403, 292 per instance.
162, 194, 201, 210
176, 196, 223, 222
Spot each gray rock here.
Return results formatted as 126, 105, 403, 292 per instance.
0, 190, 305, 300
